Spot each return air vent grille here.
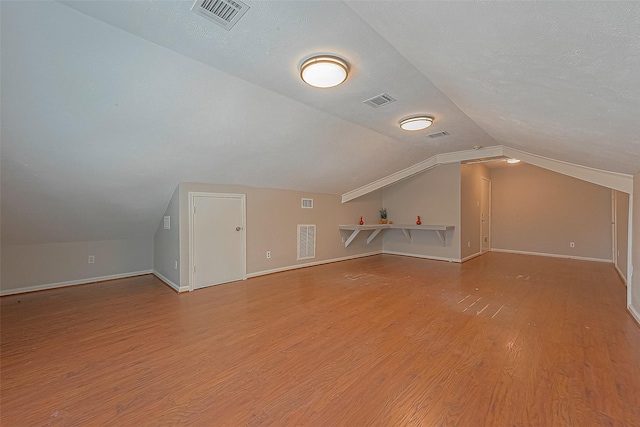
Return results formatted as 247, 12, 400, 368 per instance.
363, 93, 397, 108
191, 0, 249, 30
427, 131, 450, 139
297, 225, 316, 260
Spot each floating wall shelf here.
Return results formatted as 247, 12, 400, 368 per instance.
338, 224, 455, 247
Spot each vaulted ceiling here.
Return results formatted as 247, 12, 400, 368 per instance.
1, 1, 639, 245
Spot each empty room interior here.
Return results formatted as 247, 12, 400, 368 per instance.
1, 1, 639, 425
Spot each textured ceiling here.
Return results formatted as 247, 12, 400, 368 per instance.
347, 1, 640, 174
1, 1, 638, 245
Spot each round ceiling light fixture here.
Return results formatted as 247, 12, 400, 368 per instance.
399, 116, 434, 131
506, 158, 521, 164
300, 55, 349, 88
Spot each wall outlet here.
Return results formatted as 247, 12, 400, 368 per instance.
266, 251, 271, 259
570, 242, 575, 248
88, 255, 95, 264
174, 261, 178, 270
467, 241, 471, 248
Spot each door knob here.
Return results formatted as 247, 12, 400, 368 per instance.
236, 226, 241, 231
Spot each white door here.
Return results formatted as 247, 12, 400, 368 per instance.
191, 193, 245, 290
481, 178, 491, 254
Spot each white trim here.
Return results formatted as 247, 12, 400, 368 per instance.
382, 250, 460, 263
612, 190, 617, 266
502, 146, 632, 194
480, 177, 491, 254
628, 304, 640, 326
461, 252, 482, 263
341, 145, 633, 202
614, 264, 627, 286
342, 146, 502, 202
153, 270, 188, 293
342, 157, 438, 203
490, 248, 611, 263
246, 251, 381, 278
188, 192, 247, 292
628, 193, 633, 310
0, 270, 153, 296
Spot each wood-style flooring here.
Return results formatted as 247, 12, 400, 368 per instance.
1, 253, 639, 426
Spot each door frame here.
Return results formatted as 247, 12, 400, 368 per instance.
188, 192, 247, 292
480, 177, 492, 254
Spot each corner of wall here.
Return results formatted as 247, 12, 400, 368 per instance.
630, 172, 640, 324
153, 184, 181, 289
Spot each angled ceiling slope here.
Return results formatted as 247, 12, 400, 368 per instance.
347, 1, 640, 175
2, 1, 638, 248
342, 146, 633, 203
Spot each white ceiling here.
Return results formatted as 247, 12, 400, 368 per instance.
1, 1, 638, 245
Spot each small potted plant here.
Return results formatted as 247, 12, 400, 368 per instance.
379, 208, 388, 224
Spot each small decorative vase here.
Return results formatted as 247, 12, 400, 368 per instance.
416, 215, 422, 225
359, 216, 364, 225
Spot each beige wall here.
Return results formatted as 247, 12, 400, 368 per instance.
632, 172, 639, 317
381, 163, 461, 261
153, 185, 181, 289
176, 182, 382, 288
460, 163, 490, 260
491, 163, 612, 261
615, 191, 629, 283
0, 238, 153, 294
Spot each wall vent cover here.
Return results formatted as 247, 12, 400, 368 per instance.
363, 93, 397, 108
301, 198, 313, 209
427, 131, 450, 138
297, 225, 316, 260
191, 0, 249, 30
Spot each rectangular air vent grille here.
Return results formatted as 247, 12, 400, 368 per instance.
363, 93, 397, 108
301, 198, 313, 209
427, 131, 450, 138
191, 0, 249, 30
297, 225, 316, 260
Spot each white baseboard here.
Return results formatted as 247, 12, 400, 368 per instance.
382, 250, 461, 263
153, 270, 188, 293
246, 251, 382, 278
461, 252, 482, 263
0, 270, 154, 296
628, 304, 640, 326
614, 264, 628, 286
490, 248, 611, 263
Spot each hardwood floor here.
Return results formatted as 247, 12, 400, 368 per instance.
1, 253, 639, 426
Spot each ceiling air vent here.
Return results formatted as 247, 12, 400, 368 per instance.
427, 131, 450, 138
363, 93, 397, 108
191, 0, 249, 31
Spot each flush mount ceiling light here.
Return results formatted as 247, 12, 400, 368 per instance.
506, 158, 521, 164
399, 116, 434, 131
300, 55, 349, 88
